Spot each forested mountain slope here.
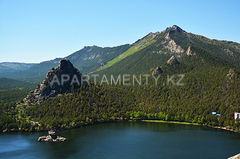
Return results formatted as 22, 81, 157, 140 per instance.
1, 26, 240, 132
0, 78, 35, 104
1, 46, 239, 132
0, 45, 130, 82
93, 25, 240, 78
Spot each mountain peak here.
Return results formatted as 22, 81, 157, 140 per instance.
58, 59, 74, 70
170, 25, 185, 32
171, 25, 180, 29
21, 60, 82, 105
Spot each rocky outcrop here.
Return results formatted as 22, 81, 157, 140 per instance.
158, 25, 186, 57
224, 48, 234, 55
226, 69, 240, 84
21, 59, 82, 105
164, 39, 185, 55
152, 67, 163, 75
186, 46, 196, 56
38, 131, 66, 142
226, 69, 236, 80
167, 56, 179, 65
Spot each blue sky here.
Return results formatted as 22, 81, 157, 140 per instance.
0, 0, 239, 63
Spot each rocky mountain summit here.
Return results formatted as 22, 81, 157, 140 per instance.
19, 60, 82, 105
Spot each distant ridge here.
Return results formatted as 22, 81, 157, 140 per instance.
0, 62, 36, 73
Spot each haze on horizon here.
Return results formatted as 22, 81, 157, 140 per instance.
0, 0, 239, 63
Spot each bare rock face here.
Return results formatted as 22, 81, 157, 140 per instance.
22, 59, 82, 105
186, 46, 196, 56
164, 39, 185, 55
167, 56, 179, 65
159, 28, 185, 57
152, 67, 163, 75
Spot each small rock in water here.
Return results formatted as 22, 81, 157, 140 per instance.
38, 131, 66, 142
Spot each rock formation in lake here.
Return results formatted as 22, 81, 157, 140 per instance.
38, 131, 66, 142
20, 59, 82, 105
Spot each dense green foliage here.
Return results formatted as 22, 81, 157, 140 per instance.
0, 78, 36, 131
0, 78, 36, 103
25, 84, 136, 129
1, 26, 240, 132
94, 26, 240, 78
95, 48, 171, 78
1, 46, 239, 132
169, 29, 240, 68
94, 31, 176, 78
94, 32, 160, 72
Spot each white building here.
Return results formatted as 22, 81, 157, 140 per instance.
234, 112, 240, 120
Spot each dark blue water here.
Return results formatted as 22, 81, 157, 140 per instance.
0, 122, 240, 159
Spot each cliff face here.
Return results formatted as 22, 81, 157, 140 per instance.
21, 59, 82, 105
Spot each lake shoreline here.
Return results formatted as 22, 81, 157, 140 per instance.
140, 119, 240, 134
1, 118, 239, 134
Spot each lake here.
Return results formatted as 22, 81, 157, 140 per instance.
0, 121, 240, 159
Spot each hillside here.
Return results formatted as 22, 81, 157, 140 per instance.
66, 44, 130, 73
0, 58, 61, 83
94, 32, 161, 72
169, 27, 240, 68
0, 62, 36, 73
1, 25, 240, 83
0, 45, 129, 82
1, 46, 240, 132
1, 25, 240, 132
25, 48, 240, 130
93, 25, 240, 78
0, 78, 36, 103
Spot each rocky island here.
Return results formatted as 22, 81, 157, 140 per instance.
38, 131, 66, 142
